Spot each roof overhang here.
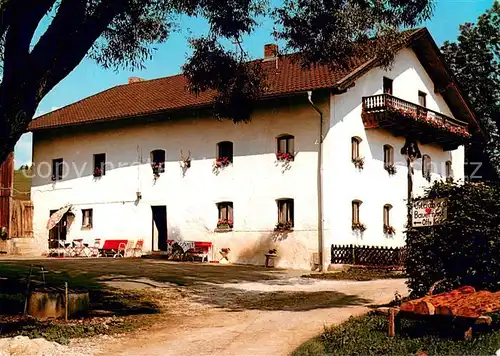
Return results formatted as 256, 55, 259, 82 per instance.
335, 28, 483, 139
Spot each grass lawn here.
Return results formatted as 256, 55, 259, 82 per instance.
293, 313, 500, 356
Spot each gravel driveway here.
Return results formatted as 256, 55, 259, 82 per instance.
0, 260, 407, 356
93, 277, 407, 356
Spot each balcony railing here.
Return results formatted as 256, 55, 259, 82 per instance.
362, 94, 471, 149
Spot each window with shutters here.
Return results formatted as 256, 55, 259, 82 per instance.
383, 145, 393, 165
351, 137, 361, 161
351, 200, 366, 232
383, 204, 391, 226
352, 200, 361, 224
93, 153, 106, 177
383, 77, 393, 94
275, 199, 294, 231
215, 141, 233, 169
445, 160, 453, 182
276, 135, 295, 162
82, 209, 93, 229
52, 158, 63, 181
150, 149, 166, 176
418, 91, 427, 107
217, 141, 233, 162
422, 154, 432, 181
383, 204, 395, 235
351, 137, 363, 169
216, 202, 233, 230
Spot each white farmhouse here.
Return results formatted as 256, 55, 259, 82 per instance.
28, 28, 479, 270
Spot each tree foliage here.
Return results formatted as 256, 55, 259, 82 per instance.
441, 1, 500, 180
406, 181, 500, 298
273, 0, 433, 69
0, 0, 434, 163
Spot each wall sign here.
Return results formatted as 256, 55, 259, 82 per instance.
412, 198, 448, 227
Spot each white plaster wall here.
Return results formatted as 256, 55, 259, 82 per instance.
31, 100, 327, 270
321, 48, 465, 259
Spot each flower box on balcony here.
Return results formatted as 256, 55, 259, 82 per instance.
362, 94, 471, 150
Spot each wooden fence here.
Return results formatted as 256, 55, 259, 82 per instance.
0, 153, 13, 231
10, 200, 34, 238
331, 244, 407, 268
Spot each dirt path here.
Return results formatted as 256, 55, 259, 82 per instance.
88, 278, 407, 356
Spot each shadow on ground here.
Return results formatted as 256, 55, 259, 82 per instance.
189, 286, 371, 311
0, 263, 161, 317
0, 259, 291, 286
0, 259, 371, 315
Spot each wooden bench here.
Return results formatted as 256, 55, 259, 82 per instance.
187, 241, 213, 262
101, 239, 128, 258
167, 240, 212, 262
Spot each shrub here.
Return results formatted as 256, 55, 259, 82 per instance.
406, 180, 500, 297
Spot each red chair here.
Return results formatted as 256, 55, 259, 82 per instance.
100, 239, 128, 257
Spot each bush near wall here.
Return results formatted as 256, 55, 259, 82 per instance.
406, 180, 500, 298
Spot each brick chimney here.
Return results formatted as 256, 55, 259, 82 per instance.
264, 44, 278, 60
128, 77, 145, 84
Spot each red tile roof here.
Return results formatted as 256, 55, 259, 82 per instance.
28, 29, 425, 131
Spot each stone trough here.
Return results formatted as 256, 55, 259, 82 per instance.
28, 287, 89, 319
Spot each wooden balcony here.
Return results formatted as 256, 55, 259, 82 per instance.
362, 94, 471, 150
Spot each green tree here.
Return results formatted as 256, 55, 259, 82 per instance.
0, 0, 434, 163
441, 1, 500, 180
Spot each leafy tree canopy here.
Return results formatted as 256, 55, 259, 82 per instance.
0, 0, 434, 163
441, 1, 500, 179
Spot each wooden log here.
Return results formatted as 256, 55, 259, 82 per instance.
401, 287, 477, 314
414, 301, 435, 315
375, 307, 391, 316
435, 305, 453, 316
475, 316, 492, 325
464, 327, 473, 341
435, 291, 500, 318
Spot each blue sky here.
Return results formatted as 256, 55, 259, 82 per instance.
13, 0, 495, 167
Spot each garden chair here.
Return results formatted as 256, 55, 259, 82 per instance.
132, 239, 144, 257
123, 240, 135, 257
89, 238, 101, 257
57, 240, 72, 257
72, 239, 91, 257
114, 241, 128, 258
100, 239, 128, 257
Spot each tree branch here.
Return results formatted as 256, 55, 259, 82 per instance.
2, 0, 55, 86
30, 0, 128, 99
0, 0, 18, 43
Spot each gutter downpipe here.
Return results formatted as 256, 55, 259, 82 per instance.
307, 90, 325, 272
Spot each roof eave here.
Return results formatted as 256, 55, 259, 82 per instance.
28, 89, 333, 132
